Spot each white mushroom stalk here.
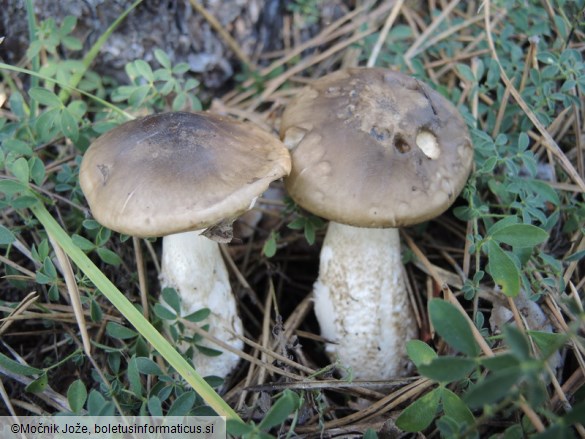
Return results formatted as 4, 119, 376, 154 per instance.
160, 231, 243, 379
280, 68, 474, 379
313, 223, 416, 379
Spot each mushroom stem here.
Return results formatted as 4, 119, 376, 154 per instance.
160, 230, 243, 378
313, 222, 418, 380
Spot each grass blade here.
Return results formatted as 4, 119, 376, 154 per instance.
29, 200, 240, 421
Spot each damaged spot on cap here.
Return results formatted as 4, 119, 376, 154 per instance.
283, 126, 308, 151
394, 135, 411, 154
416, 130, 440, 160
370, 126, 391, 142
325, 86, 341, 97
97, 164, 110, 184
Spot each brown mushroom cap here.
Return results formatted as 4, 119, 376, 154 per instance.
80, 112, 291, 237
280, 68, 474, 228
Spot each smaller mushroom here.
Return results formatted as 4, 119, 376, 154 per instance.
80, 112, 291, 378
280, 68, 474, 380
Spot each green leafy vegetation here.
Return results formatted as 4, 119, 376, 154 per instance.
398, 300, 579, 437
286, 0, 322, 26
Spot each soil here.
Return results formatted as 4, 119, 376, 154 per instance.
1, 0, 346, 91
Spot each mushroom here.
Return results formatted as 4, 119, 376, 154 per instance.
280, 68, 473, 380
80, 111, 291, 378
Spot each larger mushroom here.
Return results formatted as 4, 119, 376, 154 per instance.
280, 68, 473, 380
80, 111, 291, 378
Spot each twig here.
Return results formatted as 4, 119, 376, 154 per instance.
0, 292, 38, 337
223, 2, 373, 105
47, 231, 91, 355
257, 282, 274, 390
367, 0, 404, 67
404, 0, 462, 64
188, 0, 255, 72
0, 363, 70, 413
246, 377, 417, 392
296, 378, 434, 432
185, 323, 305, 381
247, 29, 376, 112
483, 0, 585, 192
132, 237, 149, 320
